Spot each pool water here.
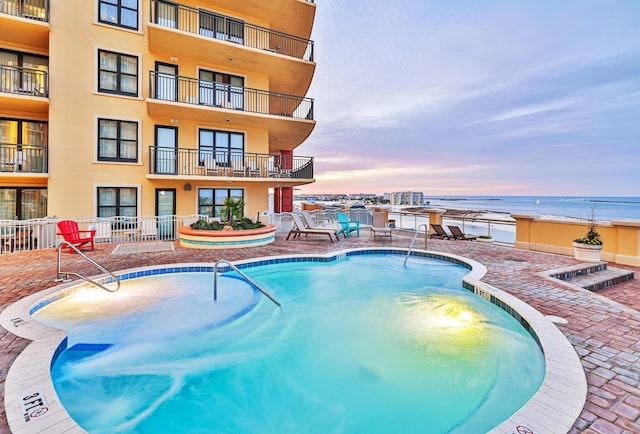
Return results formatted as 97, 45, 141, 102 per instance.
36, 255, 545, 433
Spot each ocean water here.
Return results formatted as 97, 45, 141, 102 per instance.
424, 196, 640, 222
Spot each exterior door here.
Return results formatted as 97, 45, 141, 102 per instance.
155, 125, 177, 174
155, 62, 178, 101
155, 188, 176, 240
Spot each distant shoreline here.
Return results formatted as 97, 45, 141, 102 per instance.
403, 206, 590, 222
296, 196, 640, 222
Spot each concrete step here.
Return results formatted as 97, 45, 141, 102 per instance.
549, 262, 635, 291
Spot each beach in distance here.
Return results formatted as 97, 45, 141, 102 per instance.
420, 196, 640, 222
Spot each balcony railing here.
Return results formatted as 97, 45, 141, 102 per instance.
148, 147, 313, 180
0, 143, 48, 173
0, 0, 48, 21
149, 71, 314, 120
149, 0, 314, 61
0, 64, 48, 97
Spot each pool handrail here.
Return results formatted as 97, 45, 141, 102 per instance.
404, 224, 429, 267
56, 241, 121, 292
214, 259, 282, 308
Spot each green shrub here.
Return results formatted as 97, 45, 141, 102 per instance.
189, 218, 263, 231
189, 219, 224, 231
232, 217, 264, 230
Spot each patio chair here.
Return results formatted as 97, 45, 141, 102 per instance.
204, 157, 222, 176
337, 213, 360, 238
231, 156, 245, 177
370, 212, 392, 238
448, 225, 477, 241
57, 220, 96, 253
287, 213, 339, 243
11, 150, 26, 172
429, 224, 450, 239
264, 158, 281, 177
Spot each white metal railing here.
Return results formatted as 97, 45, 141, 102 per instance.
0, 210, 519, 255
382, 210, 516, 244
0, 214, 214, 254
441, 215, 516, 244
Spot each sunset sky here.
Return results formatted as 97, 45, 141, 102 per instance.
297, 0, 640, 196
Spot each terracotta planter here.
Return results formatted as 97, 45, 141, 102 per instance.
572, 242, 603, 262
179, 224, 276, 249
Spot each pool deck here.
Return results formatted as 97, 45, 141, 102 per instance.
1, 231, 639, 433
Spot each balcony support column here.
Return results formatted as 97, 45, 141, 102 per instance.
281, 187, 293, 213
278, 150, 293, 212
273, 186, 293, 214
274, 188, 282, 213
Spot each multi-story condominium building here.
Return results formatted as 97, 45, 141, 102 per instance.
0, 0, 316, 234
387, 191, 424, 206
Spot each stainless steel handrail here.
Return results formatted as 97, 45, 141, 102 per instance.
214, 259, 282, 308
404, 224, 429, 267
56, 242, 120, 292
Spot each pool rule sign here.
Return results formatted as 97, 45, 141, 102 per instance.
19, 390, 48, 423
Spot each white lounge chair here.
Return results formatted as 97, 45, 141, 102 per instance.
301, 211, 330, 229
370, 212, 392, 238
287, 213, 339, 243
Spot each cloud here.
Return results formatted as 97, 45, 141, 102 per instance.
300, 0, 640, 196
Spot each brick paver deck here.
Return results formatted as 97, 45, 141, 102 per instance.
1, 231, 639, 433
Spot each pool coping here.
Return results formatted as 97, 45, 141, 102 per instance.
0, 248, 587, 434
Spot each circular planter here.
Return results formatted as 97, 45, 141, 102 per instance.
477, 237, 494, 244
572, 242, 603, 262
179, 224, 276, 249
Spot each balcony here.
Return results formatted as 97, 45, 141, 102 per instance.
0, 0, 49, 49
150, 0, 313, 61
0, 64, 49, 115
147, 147, 314, 186
162, 0, 316, 38
195, 0, 316, 41
0, 0, 48, 20
147, 71, 315, 150
0, 143, 48, 177
147, 0, 315, 97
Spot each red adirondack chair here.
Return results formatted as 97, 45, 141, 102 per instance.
57, 220, 96, 253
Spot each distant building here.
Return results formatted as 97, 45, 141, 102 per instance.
387, 192, 424, 205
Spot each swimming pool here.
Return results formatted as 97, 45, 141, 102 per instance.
1, 249, 587, 433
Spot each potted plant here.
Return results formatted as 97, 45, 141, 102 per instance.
180, 199, 273, 249
189, 197, 265, 232
477, 234, 493, 244
572, 206, 603, 262
220, 197, 246, 230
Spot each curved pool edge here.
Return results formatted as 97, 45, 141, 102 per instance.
0, 248, 587, 434
460, 265, 588, 434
